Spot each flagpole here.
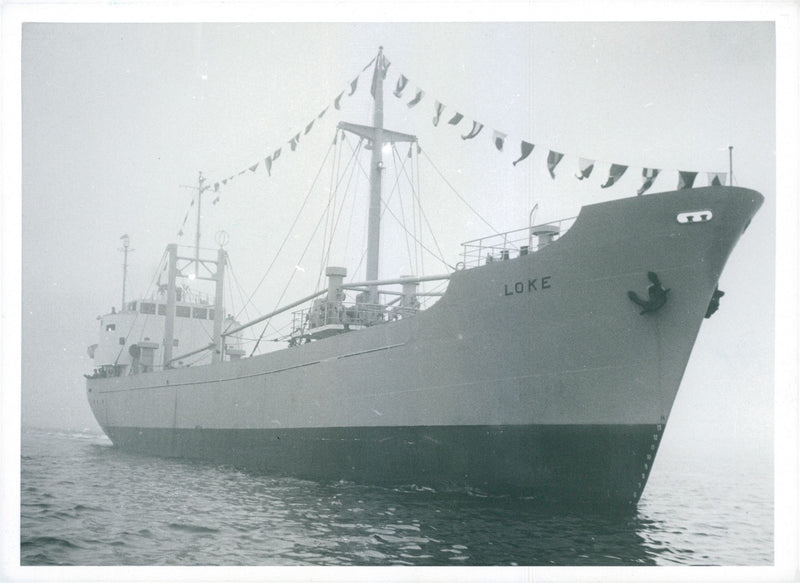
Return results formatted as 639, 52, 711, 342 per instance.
728, 146, 733, 186
195, 171, 207, 277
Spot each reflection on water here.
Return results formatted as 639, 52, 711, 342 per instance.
20, 428, 772, 566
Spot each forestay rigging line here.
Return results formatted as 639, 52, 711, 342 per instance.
420, 149, 499, 235
380, 177, 452, 271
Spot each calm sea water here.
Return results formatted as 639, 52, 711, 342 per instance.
19, 426, 773, 567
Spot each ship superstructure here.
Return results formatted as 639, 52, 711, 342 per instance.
88, 243, 245, 378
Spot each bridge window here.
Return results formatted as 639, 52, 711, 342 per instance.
192, 307, 208, 319
158, 304, 166, 315
140, 302, 156, 314
119, 337, 125, 345
105, 323, 116, 331
176, 306, 191, 318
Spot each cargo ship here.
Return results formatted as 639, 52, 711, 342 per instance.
85, 48, 763, 507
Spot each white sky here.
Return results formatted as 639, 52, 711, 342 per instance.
2, 1, 799, 580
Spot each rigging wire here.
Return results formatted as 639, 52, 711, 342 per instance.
420, 149, 500, 234
338, 136, 454, 278
333, 136, 366, 280
318, 144, 337, 288
249, 135, 365, 356
343, 136, 417, 278
409, 143, 421, 276
317, 139, 363, 282
229, 140, 337, 327
378, 186, 453, 271
342, 136, 373, 279
392, 145, 451, 270
260, 320, 295, 344
321, 136, 366, 277
226, 105, 506, 351
249, 206, 330, 356
250, 183, 354, 354
389, 144, 417, 272
316, 134, 364, 292
223, 255, 246, 347
316, 133, 337, 290
225, 255, 252, 323
415, 144, 425, 280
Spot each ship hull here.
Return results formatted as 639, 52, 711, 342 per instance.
105, 423, 662, 503
87, 186, 763, 507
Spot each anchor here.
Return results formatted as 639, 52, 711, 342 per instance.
704, 287, 725, 318
628, 271, 670, 314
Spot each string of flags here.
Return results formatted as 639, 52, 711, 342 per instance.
209, 56, 381, 201
390, 66, 728, 194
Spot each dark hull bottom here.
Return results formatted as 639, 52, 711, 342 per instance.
104, 424, 662, 507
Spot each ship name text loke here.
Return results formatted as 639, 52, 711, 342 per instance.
503, 276, 553, 296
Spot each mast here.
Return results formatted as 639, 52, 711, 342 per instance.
211, 246, 227, 363
162, 173, 227, 367
338, 47, 416, 304
365, 47, 386, 302
195, 171, 208, 277
180, 171, 209, 278
119, 234, 133, 310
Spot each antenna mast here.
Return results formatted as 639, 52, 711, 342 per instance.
195, 171, 208, 277
180, 171, 210, 277
119, 234, 133, 309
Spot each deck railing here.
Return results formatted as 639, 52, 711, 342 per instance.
460, 217, 577, 269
